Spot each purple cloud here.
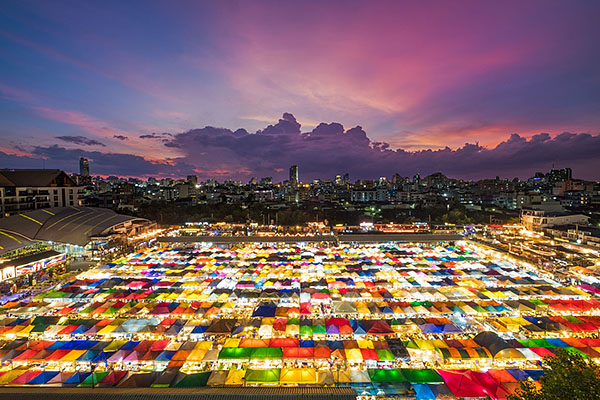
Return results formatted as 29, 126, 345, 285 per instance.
55, 135, 105, 147
27, 145, 189, 177
1, 114, 599, 180
113, 135, 128, 141
139, 132, 173, 139
163, 114, 600, 181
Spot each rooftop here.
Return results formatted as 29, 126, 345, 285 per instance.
0, 207, 149, 254
0, 170, 76, 188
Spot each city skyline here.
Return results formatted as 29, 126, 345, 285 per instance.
1, 1, 600, 180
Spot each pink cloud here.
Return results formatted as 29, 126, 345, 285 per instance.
180, 2, 600, 148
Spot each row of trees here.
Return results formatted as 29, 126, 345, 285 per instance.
509, 348, 600, 400
126, 201, 516, 226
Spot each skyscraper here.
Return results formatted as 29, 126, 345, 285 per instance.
79, 157, 90, 177
289, 165, 298, 186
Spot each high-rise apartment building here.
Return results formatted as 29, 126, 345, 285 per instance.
79, 157, 90, 177
290, 165, 298, 186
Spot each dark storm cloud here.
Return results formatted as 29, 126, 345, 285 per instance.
113, 135, 128, 141
55, 135, 106, 147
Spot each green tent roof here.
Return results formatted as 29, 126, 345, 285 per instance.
77, 371, 109, 387
219, 347, 251, 360
375, 349, 395, 362
173, 371, 211, 387
250, 347, 283, 360
529, 299, 547, 306
518, 338, 555, 348
400, 369, 443, 383
313, 325, 327, 334
300, 325, 313, 335
562, 315, 583, 323
566, 347, 589, 358
368, 369, 406, 383
30, 324, 49, 333
245, 368, 280, 383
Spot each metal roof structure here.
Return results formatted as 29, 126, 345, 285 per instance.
0, 207, 149, 254
0, 230, 33, 254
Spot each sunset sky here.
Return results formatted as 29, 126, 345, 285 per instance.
1, 0, 599, 181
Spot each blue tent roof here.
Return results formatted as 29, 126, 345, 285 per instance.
76, 350, 99, 362
252, 303, 277, 317
328, 340, 344, 350
506, 368, 528, 381
120, 341, 140, 351
27, 371, 59, 385
546, 338, 569, 347
413, 383, 436, 400
47, 341, 68, 350
419, 323, 442, 334
91, 351, 112, 363
156, 350, 176, 362
65, 372, 91, 384
525, 370, 546, 380
441, 323, 460, 333
191, 325, 208, 334
71, 326, 89, 335
350, 320, 367, 335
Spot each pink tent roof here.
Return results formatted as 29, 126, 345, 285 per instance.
439, 369, 510, 400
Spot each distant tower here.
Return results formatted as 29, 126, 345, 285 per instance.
187, 175, 198, 186
290, 165, 299, 186
564, 167, 572, 180
79, 157, 90, 177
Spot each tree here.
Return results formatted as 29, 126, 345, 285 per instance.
509, 348, 600, 400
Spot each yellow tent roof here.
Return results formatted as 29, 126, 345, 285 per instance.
285, 325, 299, 336
60, 350, 86, 362
0, 367, 28, 384
224, 338, 241, 348
357, 340, 374, 349
415, 339, 436, 351
105, 340, 128, 351
431, 339, 448, 349
280, 368, 317, 384
15, 325, 35, 336
195, 341, 212, 350
225, 369, 245, 385
97, 325, 117, 335
186, 348, 208, 362
344, 348, 363, 361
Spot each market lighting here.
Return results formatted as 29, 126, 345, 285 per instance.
0, 241, 597, 395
